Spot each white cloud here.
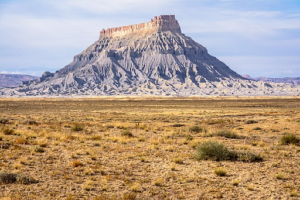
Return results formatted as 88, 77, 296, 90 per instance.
0, 71, 23, 74
47, 0, 171, 15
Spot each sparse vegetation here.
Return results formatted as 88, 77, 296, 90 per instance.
15, 137, 28, 145
121, 129, 134, 137
232, 180, 240, 186
276, 172, 284, 180
214, 168, 227, 176
0, 118, 9, 124
27, 120, 38, 125
2, 127, 14, 135
189, 125, 207, 133
72, 160, 84, 167
280, 133, 300, 145
71, 123, 84, 132
235, 151, 263, 162
195, 141, 232, 161
171, 123, 185, 127
29, 146, 45, 153
195, 141, 262, 162
0, 171, 38, 184
0, 98, 298, 199
173, 157, 184, 164
122, 192, 137, 200
213, 130, 240, 139
245, 120, 258, 124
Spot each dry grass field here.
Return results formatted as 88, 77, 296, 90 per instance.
0, 97, 300, 199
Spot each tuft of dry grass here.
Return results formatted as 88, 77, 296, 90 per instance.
280, 133, 300, 145
122, 192, 137, 200
2, 127, 14, 135
214, 168, 227, 176
212, 130, 240, 139
29, 146, 45, 153
121, 130, 134, 138
71, 123, 84, 132
15, 137, 28, 145
72, 160, 84, 167
189, 126, 207, 133
245, 120, 258, 124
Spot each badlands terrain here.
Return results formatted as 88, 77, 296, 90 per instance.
0, 97, 300, 199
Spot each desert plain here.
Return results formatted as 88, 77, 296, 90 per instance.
0, 97, 300, 199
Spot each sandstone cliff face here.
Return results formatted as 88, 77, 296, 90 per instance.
100, 15, 181, 38
1, 15, 299, 96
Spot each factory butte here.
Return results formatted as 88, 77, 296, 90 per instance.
100, 15, 181, 38
0, 15, 299, 96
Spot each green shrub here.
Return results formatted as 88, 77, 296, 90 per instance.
186, 135, 193, 141
195, 141, 263, 162
235, 151, 263, 162
2, 127, 14, 135
245, 120, 258, 124
195, 141, 232, 161
280, 133, 300, 145
171, 124, 185, 127
27, 120, 38, 125
189, 126, 207, 133
0, 171, 38, 184
214, 130, 240, 139
0, 118, 9, 124
71, 123, 84, 132
121, 130, 134, 138
122, 192, 136, 200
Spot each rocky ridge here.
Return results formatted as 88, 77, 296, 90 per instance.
243, 75, 300, 86
0, 15, 299, 96
0, 74, 37, 88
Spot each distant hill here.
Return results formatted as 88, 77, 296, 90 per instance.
242, 75, 300, 85
0, 74, 38, 88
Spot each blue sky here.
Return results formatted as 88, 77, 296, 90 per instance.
0, 0, 300, 77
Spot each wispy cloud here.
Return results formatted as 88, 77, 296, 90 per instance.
0, 71, 23, 74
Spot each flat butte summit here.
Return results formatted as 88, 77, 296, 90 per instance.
1, 15, 299, 96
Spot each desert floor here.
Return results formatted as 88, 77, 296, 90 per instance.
0, 97, 300, 199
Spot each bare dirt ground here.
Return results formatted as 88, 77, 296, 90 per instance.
0, 97, 300, 199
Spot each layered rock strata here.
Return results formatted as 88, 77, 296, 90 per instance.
100, 15, 181, 38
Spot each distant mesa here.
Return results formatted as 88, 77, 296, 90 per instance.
0, 15, 299, 96
0, 74, 38, 88
243, 74, 300, 85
